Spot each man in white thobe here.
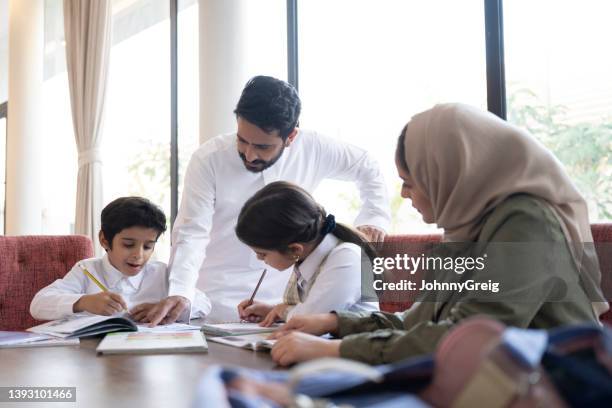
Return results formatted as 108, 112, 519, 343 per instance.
142, 76, 390, 324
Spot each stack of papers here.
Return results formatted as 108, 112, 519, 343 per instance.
208, 333, 276, 351
96, 331, 208, 355
201, 322, 280, 337
0, 331, 79, 348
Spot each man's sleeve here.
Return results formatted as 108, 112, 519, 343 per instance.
312, 133, 391, 231
167, 151, 216, 303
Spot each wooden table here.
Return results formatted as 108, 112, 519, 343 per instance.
0, 337, 277, 408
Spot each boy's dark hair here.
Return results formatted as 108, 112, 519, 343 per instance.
101, 197, 167, 248
236, 181, 376, 261
234, 75, 301, 140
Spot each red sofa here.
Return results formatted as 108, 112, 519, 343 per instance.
380, 224, 612, 325
0, 235, 94, 330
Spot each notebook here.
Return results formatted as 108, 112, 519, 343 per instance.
27, 313, 201, 338
208, 333, 277, 351
96, 331, 208, 355
0, 331, 79, 348
200, 322, 280, 337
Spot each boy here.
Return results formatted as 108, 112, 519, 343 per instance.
30, 197, 211, 321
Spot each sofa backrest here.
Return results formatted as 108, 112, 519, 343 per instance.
0, 235, 94, 330
380, 224, 612, 325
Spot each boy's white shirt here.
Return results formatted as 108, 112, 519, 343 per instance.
29, 254, 212, 321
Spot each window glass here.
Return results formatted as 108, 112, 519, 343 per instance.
104, 0, 172, 260
505, 0, 612, 221
299, 0, 487, 233
43, 0, 77, 234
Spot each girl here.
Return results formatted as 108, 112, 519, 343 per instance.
235, 181, 379, 326
268, 103, 605, 366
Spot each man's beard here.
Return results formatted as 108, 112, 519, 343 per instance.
239, 145, 285, 173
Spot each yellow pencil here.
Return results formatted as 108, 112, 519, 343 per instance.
78, 263, 128, 312
78, 263, 109, 292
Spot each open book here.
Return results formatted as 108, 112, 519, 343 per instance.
208, 333, 276, 351
201, 322, 280, 337
96, 331, 208, 355
27, 313, 201, 339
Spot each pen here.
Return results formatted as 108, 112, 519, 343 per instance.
247, 268, 267, 307
78, 263, 128, 312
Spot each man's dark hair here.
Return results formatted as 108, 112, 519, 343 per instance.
234, 75, 301, 140
100, 197, 167, 248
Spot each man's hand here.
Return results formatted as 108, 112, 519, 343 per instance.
270, 313, 338, 338
356, 225, 386, 242
237, 300, 273, 323
129, 303, 157, 322
73, 292, 128, 316
260, 304, 289, 327
271, 332, 341, 366
144, 296, 190, 326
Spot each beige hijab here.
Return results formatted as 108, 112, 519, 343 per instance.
404, 103, 607, 315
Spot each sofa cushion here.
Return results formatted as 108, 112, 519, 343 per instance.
0, 235, 94, 330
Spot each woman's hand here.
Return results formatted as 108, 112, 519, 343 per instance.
259, 304, 289, 327
237, 300, 273, 323
270, 313, 339, 338
271, 332, 341, 366
73, 292, 127, 316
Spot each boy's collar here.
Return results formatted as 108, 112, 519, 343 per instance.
101, 254, 145, 290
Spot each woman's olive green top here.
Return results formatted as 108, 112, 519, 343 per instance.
336, 194, 599, 364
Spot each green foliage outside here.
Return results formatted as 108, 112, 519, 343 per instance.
508, 88, 612, 220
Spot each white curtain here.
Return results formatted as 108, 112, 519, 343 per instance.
63, 0, 112, 255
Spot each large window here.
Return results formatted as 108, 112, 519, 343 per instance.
102, 0, 172, 260
177, 0, 200, 202
42, 0, 176, 257
504, 0, 612, 221
43, 0, 77, 235
37, 0, 612, 247
298, 0, 487, 233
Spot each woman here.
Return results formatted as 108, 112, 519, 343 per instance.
269, 103, 605, 366
235, 181, 378, 326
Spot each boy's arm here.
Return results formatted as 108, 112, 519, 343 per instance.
311, 133, 391, 234
29, 263, 88, 321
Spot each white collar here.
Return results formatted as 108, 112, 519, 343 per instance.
102, 253, 144, 291
296, 233, 340, 282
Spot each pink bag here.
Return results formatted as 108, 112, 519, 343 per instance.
421, 317, 567, 407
